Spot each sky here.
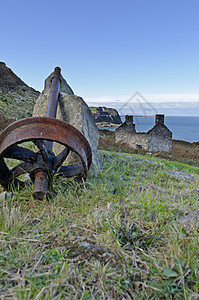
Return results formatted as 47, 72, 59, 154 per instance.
1, 0, 199, 115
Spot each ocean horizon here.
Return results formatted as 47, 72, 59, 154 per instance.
99, 116, 199, 143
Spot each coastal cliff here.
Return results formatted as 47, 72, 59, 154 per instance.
0, 62, 40, 129
89, 106, 122, 127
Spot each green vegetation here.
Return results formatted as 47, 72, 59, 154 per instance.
0, 150, 198, 299
89, 107, 98, 113
0, 91, 37, 120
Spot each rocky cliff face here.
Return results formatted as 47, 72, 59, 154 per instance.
89, 106, 122, 127
0, 62, 29, 90
0, 62, 40, 123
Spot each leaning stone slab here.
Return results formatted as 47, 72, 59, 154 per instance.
33, 70, 74, 117
57, 93, 100, 175
33, 70, 100, 175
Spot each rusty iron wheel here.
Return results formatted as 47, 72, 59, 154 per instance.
0, 117, 92, 199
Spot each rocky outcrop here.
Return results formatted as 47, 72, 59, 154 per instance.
0, 62, 30, 90
0, 62, 40, 121
89, 107, 122, 127
33, 70, 100, 175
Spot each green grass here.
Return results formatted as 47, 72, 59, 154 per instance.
0, 91, 37, 120
89, 107, 98, 113
0, 150, 199, 299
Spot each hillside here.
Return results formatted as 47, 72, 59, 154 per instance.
0, 62, 40, 128
0, 149, 198, 298
89, 106, 122, 126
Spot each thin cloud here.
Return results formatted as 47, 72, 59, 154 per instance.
85, 93, 199, 103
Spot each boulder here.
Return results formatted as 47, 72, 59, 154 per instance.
33, 71, 100, 175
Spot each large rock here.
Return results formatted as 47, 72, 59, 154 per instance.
33, 71, 100, 175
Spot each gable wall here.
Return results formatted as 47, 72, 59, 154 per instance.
148, 124, 172, 152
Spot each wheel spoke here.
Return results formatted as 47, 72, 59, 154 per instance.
6, 162, 32, 182
33, 140, 48, 163
0, 158, 10, 189
0, 158, 26, 190
54, 147, 70, 169
4, 145, 37, 163
58, 164, 84, 178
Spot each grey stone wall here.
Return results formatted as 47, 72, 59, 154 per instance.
130, 133, 149, 151
116, 115, 136, 133
115, 131, 148, 150
148, 124, 172, 152
115, 114, 172, 152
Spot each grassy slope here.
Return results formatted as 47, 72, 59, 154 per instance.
0, 150, 199, 299
0, 91, 38, 122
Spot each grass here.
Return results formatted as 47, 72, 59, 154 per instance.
0, 91, 38, 122
0, 149, 199, 299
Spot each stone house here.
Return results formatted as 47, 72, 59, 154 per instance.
115, 114, 172, 152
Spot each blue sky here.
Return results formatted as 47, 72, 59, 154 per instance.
1, 0, 199, 111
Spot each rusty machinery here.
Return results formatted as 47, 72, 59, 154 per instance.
0, 67, 92, 199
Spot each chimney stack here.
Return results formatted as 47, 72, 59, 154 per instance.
125, 115, 133, 125
124, 115, 136, 132
155, 114, 164, 125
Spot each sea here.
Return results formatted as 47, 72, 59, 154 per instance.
99, 116, 199, 143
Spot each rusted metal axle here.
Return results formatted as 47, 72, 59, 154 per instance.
0, 67, 92, 199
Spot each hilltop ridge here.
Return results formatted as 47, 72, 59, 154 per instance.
0, 62, 39, 93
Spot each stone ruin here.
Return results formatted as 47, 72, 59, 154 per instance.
33, 70, 100, 175
115, 114, 172, 152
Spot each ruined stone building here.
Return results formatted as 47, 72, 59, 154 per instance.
115, 114, 172, 152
